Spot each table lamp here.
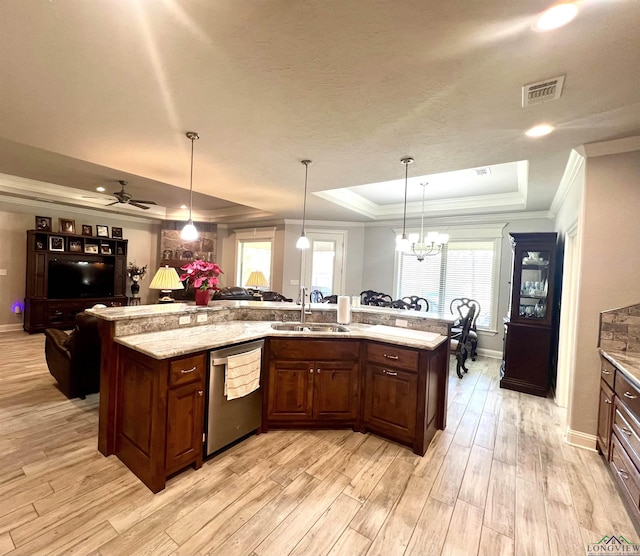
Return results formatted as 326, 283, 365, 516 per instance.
149, 265, 184, 303
245, 270, 268, 289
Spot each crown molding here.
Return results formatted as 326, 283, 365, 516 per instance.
549, 149, 585, 218
583, 135, 640, 158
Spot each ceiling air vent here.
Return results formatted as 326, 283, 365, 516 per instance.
522, 75, 565, 107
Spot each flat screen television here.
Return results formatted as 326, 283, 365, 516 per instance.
48, 258, 115, 299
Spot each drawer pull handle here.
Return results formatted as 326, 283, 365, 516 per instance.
622, 427, 633, 437
602, 369, 612, 375
382, 369, 398, 376
181, 366, 197, 374
197, 390, 204, 397
310, 368, 313, 374
605, 399, 612, 405
618, 469, 630, 481
624, 392, 638, 400
316, 368, 321, 374
383, 353, 399, 360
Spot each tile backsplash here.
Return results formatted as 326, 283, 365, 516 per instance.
600, 302, 640, 353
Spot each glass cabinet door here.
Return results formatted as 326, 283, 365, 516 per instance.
517, 250, 551, 321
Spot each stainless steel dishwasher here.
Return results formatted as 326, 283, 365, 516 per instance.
205, 339, 264, 457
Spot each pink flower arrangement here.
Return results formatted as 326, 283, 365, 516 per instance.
179, 259, 223, 291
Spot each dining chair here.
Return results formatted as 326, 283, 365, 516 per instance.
402, 296, 430, 311
450, 297, 480, 360
450, 304, 476, 378
310, 289, 324, 303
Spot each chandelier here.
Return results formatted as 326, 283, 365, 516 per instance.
396, 158, 448, 261
407, 182, 448, 261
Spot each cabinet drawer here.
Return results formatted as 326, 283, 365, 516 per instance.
366, 342, 419, 372
269, 339, 360, 362
601, 357, 616, 389
611, 435, 640, 508
615, 371, 640, 418
614, 398, 640, 467
169, 354, 206, 387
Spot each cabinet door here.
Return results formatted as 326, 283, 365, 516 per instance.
364, 364, 417, 440
597, 381, 614, 459
267, 359, 314, 420
166, 380, 204, 475
313, 360, 359, 421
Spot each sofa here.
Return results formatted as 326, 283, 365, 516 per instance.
44, 311, 101, 399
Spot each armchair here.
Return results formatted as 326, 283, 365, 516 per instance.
44, 311, 101, 399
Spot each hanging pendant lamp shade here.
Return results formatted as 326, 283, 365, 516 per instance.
396, 157, 413, 253
296, 160, 312, 249
181, 131, 199, 242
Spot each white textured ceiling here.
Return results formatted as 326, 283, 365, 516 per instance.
0, 0, 639, 222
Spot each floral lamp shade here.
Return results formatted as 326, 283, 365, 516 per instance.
149, 266, 184, 304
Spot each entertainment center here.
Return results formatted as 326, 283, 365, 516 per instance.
24, 230, 128, 333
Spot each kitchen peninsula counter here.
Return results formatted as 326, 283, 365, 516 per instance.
89, 302, 453, 492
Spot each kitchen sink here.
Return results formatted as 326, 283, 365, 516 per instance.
270, 322, 349, 333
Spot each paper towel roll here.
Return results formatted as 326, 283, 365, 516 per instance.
337, 295, 351, 324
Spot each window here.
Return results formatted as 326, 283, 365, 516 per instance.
397, 239, 499, 330
235, 228, 276, 289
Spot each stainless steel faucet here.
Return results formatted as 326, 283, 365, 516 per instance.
300, 286, 312, 323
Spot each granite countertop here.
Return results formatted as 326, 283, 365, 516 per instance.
87, 300, 456, 323
599, 348, 640, 388
115, 321, 448, 360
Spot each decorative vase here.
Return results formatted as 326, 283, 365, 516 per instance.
195, 288, 211, 306
130, 282, 140, 297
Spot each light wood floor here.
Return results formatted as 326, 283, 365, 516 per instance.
0, 331, 637, 556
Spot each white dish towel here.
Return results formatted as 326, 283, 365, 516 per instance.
224, 347, 262, 400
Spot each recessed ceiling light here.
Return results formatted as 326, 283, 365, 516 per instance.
180, 204, 188, 209
535, 3, 578, 31
96, 186, 106, 192
526, 124, 555, 137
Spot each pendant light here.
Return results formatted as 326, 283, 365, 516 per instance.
296, 159, 312, 249
396, 157, 413, 253
181, 131, 199, 241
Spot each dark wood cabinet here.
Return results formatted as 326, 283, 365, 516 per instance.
500, 232, 559, 396
24, 229, 128, 333
364, 364, 418, 441
597, 353, 640, 528
266, 338, 360, 425
115, 347, 205, 492
361, 340, 449, 455
267, 359, 314, 420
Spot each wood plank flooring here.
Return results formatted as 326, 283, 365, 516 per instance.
0, 331, 638, 555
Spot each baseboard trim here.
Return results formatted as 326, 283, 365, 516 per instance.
0, 323, 24, 333
477, 348, 502, 359
565, 428, 597, 451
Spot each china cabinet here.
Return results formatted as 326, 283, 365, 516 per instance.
500, 232, 559, 396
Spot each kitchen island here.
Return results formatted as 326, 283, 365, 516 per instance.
89, 302, 453, 492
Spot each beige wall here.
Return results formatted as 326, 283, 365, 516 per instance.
0, 199, 161, 328
569, 145, 640, 437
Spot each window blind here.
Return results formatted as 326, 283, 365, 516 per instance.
397, 240, 497, 329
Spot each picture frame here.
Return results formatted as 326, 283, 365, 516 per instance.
116, 246, 124, 255
69, 239, 82, 252
85, 243, 99, 254
111, 226, 123, 239
35, 216, 52, 231
35, 239, 45, 250
100, 244, 112, 255
162, 249, 173, 260
49, 236, 64, 251
96, 225, 109, 238
81, 224, 93, 236
59, 218, 76, 234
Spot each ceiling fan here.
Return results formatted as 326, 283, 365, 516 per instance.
107, 180, 158, 210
